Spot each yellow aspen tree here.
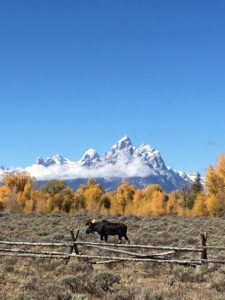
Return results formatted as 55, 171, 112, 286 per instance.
83, 184, 104, 213
6, 189, 21, 213
142, 184, 163, 201
62, 187, 75, 213
109, 191, 122, 215
137, 200, 152, 216
217, 154, 225, 183
132, 190, 144, 209
167, 191, 185, 216
149, 190, 167, 216
0, 185, 9, 210
114, 182, 136, 214
23, 198, 34, 214
192, 192, 208, 216
137, 190, 166, 216
3, 171, 34, 194
70, 193, 86, 214
31, 190, 48, 214
206, 193, 222, 216
205, 159, 225, 215
3, 172, 34, 211
205, 165, 225, 195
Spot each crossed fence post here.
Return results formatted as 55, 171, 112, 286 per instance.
66, 230, 80, 264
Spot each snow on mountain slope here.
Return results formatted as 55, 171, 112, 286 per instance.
101, 135, 135, 165
0, 166, 5, 179
0, 136, 194, 192
35, 154, 73, 167
77, 149, 100, 167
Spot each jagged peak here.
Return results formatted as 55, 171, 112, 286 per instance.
35, 156, 45, 164
52, 154, 63, 159
78, 148, 100, 167
137, 143, 155, 153
83, 148, 98, 157
34, 154, 71, 166
112, 135, 133, 151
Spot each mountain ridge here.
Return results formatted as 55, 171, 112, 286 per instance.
0, 136, 194, 192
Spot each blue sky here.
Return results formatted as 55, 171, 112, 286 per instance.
0, 0, 225, 175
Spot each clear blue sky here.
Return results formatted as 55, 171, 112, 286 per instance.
0, 0, 225, 175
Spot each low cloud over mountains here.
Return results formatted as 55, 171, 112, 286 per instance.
0, 136, 194, 192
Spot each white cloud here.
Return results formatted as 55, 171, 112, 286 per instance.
24, 156, 154, 180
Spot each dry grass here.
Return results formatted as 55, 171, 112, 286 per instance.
1, 213, 225, 299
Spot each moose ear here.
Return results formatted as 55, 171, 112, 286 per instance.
92, 219, 96, 224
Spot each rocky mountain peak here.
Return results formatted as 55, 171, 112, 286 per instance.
78, 148, 100, 167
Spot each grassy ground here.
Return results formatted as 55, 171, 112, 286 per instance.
1, 213, 225, 299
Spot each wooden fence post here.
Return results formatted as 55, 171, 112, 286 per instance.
66, 230, 80, 264
200, 232, 208, 263
70, 230, 80, 255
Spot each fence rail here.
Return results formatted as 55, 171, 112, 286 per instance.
0, 231, 225, 266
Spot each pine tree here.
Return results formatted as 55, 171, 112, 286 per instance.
186, 172, 203, 209
191, 172, 203, 195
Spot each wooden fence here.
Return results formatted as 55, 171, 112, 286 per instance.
1, 231, 225, 266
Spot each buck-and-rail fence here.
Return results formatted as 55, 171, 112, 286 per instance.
1, 231, 225, 266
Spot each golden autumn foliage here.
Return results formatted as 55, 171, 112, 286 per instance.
217, 154, 225, 182
167, 191, 185, 216
192, 192, 208, 216
137, 190, 166, 216
111, 182, 136, 214
31, 190, 48, 214
77, 178, 105, 213
205, 193, 221, 216
2, 172, 34, 213
204, 154, 225, 216
42, 180, 75, 213
205, 165, 225, 195
0, 185, 9, 209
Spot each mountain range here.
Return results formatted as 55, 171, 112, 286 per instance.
0, 136, 195, 192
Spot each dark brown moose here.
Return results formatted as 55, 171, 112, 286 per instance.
85, 219, 130, 244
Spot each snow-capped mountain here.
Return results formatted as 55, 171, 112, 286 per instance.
77, 149, 100, 167
35, 154, 73, 167
135, 143, 166, 173
0, 136, 194, 192
177, 171, 204, 184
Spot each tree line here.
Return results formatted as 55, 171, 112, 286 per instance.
0, 154, 225, 217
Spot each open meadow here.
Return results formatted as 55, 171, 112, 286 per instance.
1, 213, 225, 300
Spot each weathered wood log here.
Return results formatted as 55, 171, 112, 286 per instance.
2, 251, 225, 265
0, 252, 69, 259
0, 239, 210, 252
0, 240, 204, 252
134, 250, 177, 259
82, 244, 177, 258
77, 241, 203, 252
82, 243, 147, 257
93, 260, 120, 264
0, 248, 67, 256
202, 246, 225, 250
0, 241, 72, 247
0, 252, 204, 265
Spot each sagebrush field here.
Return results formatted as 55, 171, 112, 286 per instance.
1, 213, 225, 300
